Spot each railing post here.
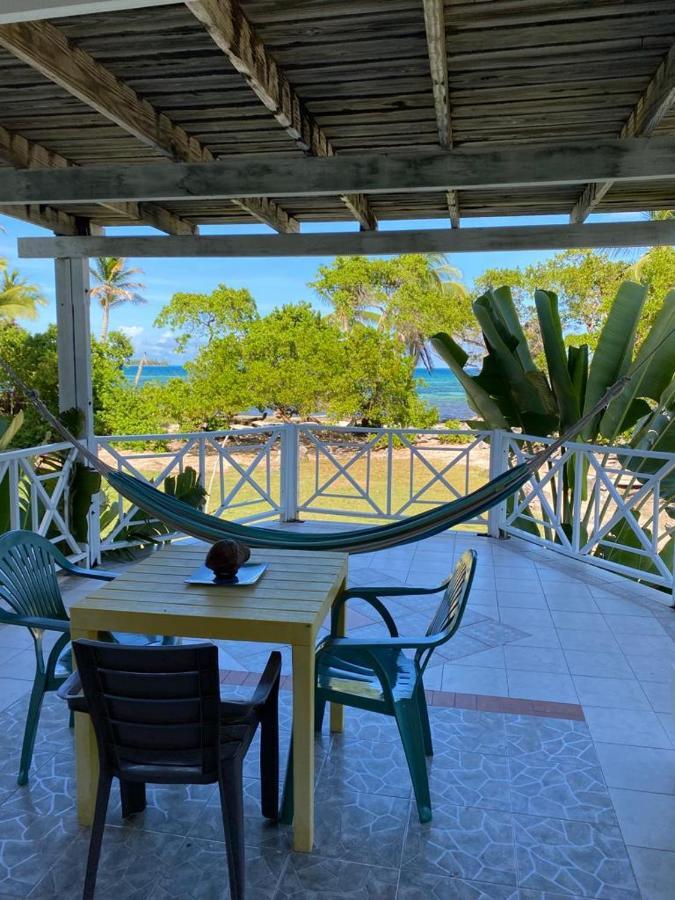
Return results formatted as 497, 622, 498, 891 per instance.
488, 429, 509, 538
280, 424, 300, 522
87, 438, 101, 567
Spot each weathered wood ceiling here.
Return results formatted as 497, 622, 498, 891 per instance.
0, 0, 674, 234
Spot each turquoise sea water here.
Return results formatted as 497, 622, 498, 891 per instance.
123, 365, 471, 420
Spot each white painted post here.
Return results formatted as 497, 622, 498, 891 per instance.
54, 257, 99, 562
487, 429, 509, 538
280, 424, 299, 522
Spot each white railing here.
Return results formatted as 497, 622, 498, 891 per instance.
0, 426, 673, 595
96, 427, 284, 553
0, 440, 87, 561
295, 424, 492, 528
503, 432, 675, 593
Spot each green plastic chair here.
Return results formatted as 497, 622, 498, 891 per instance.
281, 549, 477, 824
0, 529, 174, 785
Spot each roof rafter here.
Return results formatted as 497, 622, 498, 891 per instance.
0, 123, 194, 235
0, 18, 298, 234
570, 41, 675, 223
186, 0, 377, 231
0, 202, 101, 235
422, 0, 459, 229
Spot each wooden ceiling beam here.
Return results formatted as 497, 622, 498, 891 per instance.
2, 138, 673, 205
571, 42, 675, 223
0, 18, 298, 234
186, 0, 376, 231
0, 202, 101, 235
18, 220, 675, 260
422, 0, 459, 228
0, 123, 195, 235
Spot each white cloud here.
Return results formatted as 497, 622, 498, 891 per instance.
119, 325, 144, 340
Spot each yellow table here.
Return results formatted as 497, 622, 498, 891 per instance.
69, 542, 348, 852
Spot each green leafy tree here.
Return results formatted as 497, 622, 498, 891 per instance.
179, 334, 249, 429
627, 245, 675, 339
310, 254, 472, 367
90, 257, 146, 340
0, 262, 47, 322
329, 325, 437, 427
155, 284, 258, 351
239, 303, 343, 419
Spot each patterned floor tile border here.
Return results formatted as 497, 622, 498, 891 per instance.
218, 669, 585, 722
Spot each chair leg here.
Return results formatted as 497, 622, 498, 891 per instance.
120, 780, 146, 818
218, 755, 246, 900
279, 737, 293, 826
18, 676, 47, 785
393, 700, 432, 823
82, 770, 113, 900
314, 696, 326, 734
416, 684, 433, 757
259, 702, 279, 821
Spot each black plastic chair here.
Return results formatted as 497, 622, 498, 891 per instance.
61, 640, 281, 900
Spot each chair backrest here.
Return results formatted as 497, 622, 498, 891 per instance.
415, 549, 477, 673
73, 639, 222, 782
0, 530, 69, 623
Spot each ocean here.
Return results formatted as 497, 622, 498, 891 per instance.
123, 364, 471, 421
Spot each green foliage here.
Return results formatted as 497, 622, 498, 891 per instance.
90, 257, 146, 340
155, 283, 258, 351
311, 254, 473, 367
0, 262, 47, 322
435, 419, 475, 445
239, 303, 342, 419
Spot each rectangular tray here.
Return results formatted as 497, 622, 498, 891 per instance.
185, 562, 268, 587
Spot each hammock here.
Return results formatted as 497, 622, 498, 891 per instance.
0, 357, 629, 554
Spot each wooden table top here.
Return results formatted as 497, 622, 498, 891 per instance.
69, 542, 348, 646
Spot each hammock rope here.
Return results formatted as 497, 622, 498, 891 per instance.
0, 354, 638, 554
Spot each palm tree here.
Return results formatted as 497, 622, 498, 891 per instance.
0, 261, 47, 322
90, 257, 146, 340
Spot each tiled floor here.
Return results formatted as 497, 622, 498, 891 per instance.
0, 530, 672, 898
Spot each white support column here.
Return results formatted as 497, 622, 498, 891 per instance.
55, 256, 99, 561
280, 424, 299, 522
55, 257, 93, 438
487, 429, 510, 538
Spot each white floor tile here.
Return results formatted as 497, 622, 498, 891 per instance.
585, 707, 672, 749
563, 649, 634, 679
440, 664, 508, 696
506, 669, 578, 703
627, 846, 675, 900
572, 675, 650, 711
610, 788, 675, 851
504, 645, 568, 674
595, 743, 675, 794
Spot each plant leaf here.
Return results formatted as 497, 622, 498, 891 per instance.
535, 290, 580, 431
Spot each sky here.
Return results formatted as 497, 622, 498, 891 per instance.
0, 209, 645, 364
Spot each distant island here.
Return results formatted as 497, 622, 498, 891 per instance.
129, 358, 169, 366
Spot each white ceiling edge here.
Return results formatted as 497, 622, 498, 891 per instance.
0, 0, 179, 24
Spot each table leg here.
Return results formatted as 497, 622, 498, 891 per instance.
71, 627, 100, 826
292, 643, 315, 852
330, 582, 346, 734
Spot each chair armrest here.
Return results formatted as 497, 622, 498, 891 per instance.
321, 635, 434, 653
341, 583, 447, 599
60, 562, 117, 581
56, 670, 88, 713
250, 650, 282, 708
331, 591, 401, 638
0, 610, 70, 632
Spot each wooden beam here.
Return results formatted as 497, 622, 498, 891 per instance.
422, 0, 459, 228
0, 18, 297, 234
0, 0, 175, 24
0, 203, 101, 235
185, 0, 376, 231
0, 124, 195, 235
2, 138, 674, 206
18, 220, 675, 259
571, 42, 675, 223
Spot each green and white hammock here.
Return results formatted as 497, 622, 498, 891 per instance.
0, 357, 629, 554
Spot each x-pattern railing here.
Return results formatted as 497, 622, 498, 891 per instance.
97, 428, 283, 553
503, 433, 675, 589
0, 441, 85, 560
297, 425, 491, 525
